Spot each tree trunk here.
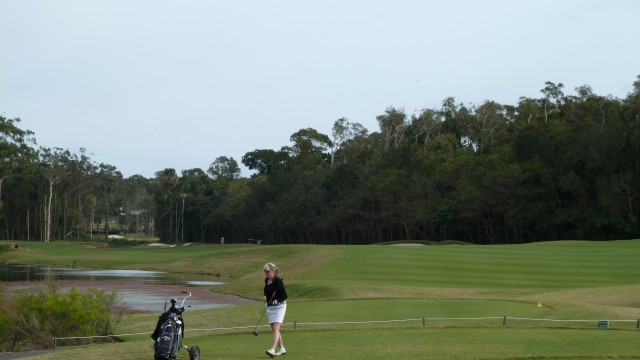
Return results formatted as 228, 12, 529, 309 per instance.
104, 196, 109, 240
46, 179, 53, 242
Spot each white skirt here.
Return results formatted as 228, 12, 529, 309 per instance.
266, 302, 287, 324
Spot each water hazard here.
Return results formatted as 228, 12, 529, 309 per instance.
0, 264, 256, 312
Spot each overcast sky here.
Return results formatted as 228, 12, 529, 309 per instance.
1, 1, 639, 178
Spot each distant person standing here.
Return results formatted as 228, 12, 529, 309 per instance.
220, 236, 224, 244
263, 262, 287, 357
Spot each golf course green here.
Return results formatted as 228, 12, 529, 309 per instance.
2, 239, 639, 359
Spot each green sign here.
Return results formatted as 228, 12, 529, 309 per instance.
597, 320, 609, 328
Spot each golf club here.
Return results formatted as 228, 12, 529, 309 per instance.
252, 290, 277, 336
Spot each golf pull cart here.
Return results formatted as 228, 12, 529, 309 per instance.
151, 291, 200, 360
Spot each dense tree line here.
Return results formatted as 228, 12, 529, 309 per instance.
1, 77, 639, 244
0, 122, 154, 242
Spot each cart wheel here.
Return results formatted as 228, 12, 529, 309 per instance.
188, 346, 200, 360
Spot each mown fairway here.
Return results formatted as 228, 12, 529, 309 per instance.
2, 239, 639, 359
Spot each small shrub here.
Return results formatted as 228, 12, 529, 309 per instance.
8, 285, 124, 351
0, 284, 16, 352
104, 238, 147, 247
78, 238, 147, 247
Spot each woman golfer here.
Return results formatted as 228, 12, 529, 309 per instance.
263, 262, 288, 357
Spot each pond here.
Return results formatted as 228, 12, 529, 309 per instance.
0, 264, 257, 313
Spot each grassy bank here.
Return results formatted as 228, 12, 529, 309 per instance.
1, 239, 639, 359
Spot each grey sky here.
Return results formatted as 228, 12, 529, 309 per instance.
1, 0, 638, 178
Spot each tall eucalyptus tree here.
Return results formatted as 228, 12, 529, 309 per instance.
95, 163, 123, 239
208, 156, 241, 180
39, 148, 71, 242
329, 117, 368, 167
0, 116, 36, 212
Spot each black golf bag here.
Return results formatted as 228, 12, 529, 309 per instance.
151, 295, 200, 360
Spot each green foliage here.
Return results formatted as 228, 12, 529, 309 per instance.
0, 285, 14, 352
101, 238, 148, 248
208, 156, 241, 180
9, 286, 123, 351
431, 201, 456, 232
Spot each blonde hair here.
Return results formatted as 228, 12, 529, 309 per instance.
263, 262, 278, 274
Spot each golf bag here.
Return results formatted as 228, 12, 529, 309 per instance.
151, 294, 200, 360
152, 300, 185, 360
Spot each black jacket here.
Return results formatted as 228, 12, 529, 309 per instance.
264, 276, 287, 305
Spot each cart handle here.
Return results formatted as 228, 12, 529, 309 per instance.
180, 291, 192, 308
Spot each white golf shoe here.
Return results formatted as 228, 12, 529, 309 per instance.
265, 349, 276, 358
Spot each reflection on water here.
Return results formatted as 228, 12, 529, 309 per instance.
0, 264, 227, 283
64, 269, 165, 278
0, 264, 248, 312
0, 264, 165, 282
185, 280, 224, 286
